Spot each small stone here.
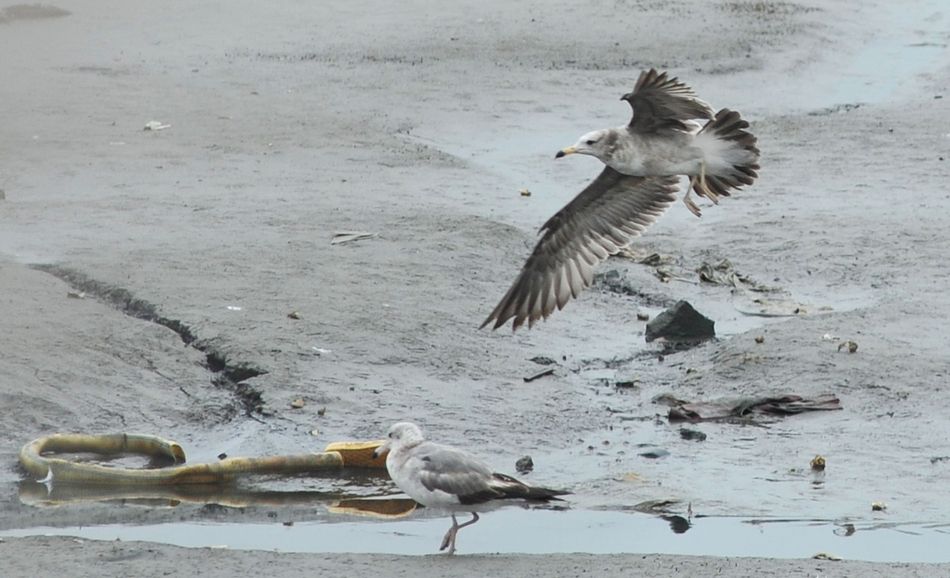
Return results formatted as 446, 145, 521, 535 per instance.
813, 552, 842, 561
754, 335, 765, 344
317, 407, 326, 416
290, 398, 305, 409
871, 501, 887, 512
837, 340, 858, 353
639, 448, 670, 459
217, 453, 228, 460
679, 428, 707, 442
636, 312, 650, 321
810, 455, 826, 471
287, 311, 301, 319
515, 455, 534, 473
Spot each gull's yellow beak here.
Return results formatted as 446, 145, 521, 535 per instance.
555, 146, 577, 159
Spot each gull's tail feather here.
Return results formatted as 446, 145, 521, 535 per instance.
490, 472, 571, 502
692, 108, 760, 203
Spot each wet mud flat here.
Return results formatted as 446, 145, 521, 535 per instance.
1, 0, 950, 575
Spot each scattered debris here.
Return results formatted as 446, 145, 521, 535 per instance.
837, 340, 858, 353
645, 300, 715, 345
808, 103, 862, 116
518, 188, 531, 197
523, 367, 555, 383
66, 291, 86, 299
593, 270, 674, 309
619, 472, 643, 482
931, 456, 950, 464
679, 428, 707, 442
754, 335, 765, 344
331, 231, 378, 245
653, 267, 674, 283
697, 259, 774, 292
813, 552, 842, 561
736, 298, 807, 317
287, 311, 301, 320
143, 120, 171, 131
810, 455, 826, 471
629, 499, 681, 514
515, 455, 534, 474
317, 407, 326, 417
529, 356, 557, 366
639, 448, 670, 459
615, 247, 672, 267
290, 398, 305, 409
661, 393, 842, 422
871, 501, 887, 512
652, 393, 686, 405
636, 311, 650, 321
822, 333, 839, 341
615, 379, 639, 389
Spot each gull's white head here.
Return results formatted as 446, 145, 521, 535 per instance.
556, 129, 614, 161
373, 422, 426, 458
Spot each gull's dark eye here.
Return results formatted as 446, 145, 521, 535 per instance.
585, 139, 598, 145
388, 432, 394, 438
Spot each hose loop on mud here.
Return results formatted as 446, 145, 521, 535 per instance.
19, 433, 385, 486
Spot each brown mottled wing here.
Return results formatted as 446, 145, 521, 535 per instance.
623, 68, 714, 134
481, 169, 679, 331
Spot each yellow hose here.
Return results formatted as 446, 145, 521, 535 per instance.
19, 433, 386, 486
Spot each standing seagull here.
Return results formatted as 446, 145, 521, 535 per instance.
372, 422, 569, 554
481, 69, 759, 331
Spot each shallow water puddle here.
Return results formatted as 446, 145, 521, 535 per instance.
3, 510, 948, 562
815, 0, 949, 109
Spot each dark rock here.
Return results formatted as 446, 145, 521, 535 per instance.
515, 455, 534, 473
679, 428, 707, 442
529, 356, 557, 366
645, 300, 715, 344
639, 448, 670, 459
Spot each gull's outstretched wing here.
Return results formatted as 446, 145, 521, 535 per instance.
482, 169, 679, 331
623, 68, 714, 134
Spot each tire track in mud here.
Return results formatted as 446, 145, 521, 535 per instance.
31, 264, 269, 421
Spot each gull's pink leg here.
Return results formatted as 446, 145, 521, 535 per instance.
444, 513, 479, 555
440, 514, 460, 552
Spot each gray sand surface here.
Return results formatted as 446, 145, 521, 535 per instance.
1, 0, 949, 574
2, 536, 946, 578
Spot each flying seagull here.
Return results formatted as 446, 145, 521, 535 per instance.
482, 68, 759, 331
373, 422, 569, 554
